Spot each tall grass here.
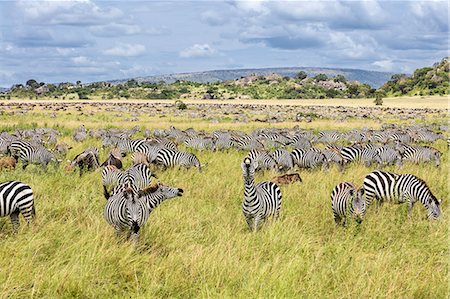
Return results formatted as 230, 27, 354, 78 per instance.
0, 112, 448, 298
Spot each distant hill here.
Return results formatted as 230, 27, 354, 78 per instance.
379, 57, 449, 96
109, 67, 394, 88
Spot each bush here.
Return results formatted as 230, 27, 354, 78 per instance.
374, 93, 383, 106
175, 100, 187, 110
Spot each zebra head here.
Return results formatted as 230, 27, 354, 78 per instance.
123, 185, 141, 233
428, 197, 442, 220
157, 183, 184, 197
241, 157, 257, 177
350, 188, 366, 222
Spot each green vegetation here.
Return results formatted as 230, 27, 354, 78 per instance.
0, 107, 448, 298
380, 57, 449, 96
4, 58, 447, 101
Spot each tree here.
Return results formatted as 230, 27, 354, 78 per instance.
26, 79, 39, 89
334, 74, 347, 83
296, 71, 307, 80
374, 92, 383, 106
314, 73, 328, 81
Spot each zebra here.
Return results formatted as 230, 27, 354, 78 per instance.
331, 182, 366, 225
241, 157, 282, 232
114, 139, 145, 156
375, 146, 403, 167
272, 149, 294, 172
104, 184, 149, 241
102, 164, 156, 199
155, 149, 202, 171
363, 170, 442, 220
140, 183, 184, 212
291, 148, 329, 170
0, 181, 35, 232
184, 137, 214, 151
340, 144, 363, 165
401, 145, 441, 167
321, 148, 346, 171
246, 149, 278, 171
9, 140, 59, 170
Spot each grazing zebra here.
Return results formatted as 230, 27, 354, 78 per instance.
155, 149, 202, 171
246, 149, 278, 171
141, 183, 184, 212
291, 148, 329, 170
375, 146, 403, 167
184, 137, 214, 151
0, 181, 35, 232
321, 148, 345, 171
363, 170, 442, 220
331, 182, 366, 225
241, 157, 282, 232
9, 140, 58, 170
104, 185, 149, 241
114, 139, 145, 156
401, 145, 441, 167
272, 149, 294, 172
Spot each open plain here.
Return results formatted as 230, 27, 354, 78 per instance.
0, 98, 448, 298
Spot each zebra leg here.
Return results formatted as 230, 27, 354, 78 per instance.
10, 210, 20, 233
246, 217, 254, 232
407, 200, 415, 217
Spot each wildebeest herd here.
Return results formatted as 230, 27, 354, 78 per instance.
0, 121, 447, 240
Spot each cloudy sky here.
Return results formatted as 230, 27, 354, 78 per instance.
0, 0, 448, 87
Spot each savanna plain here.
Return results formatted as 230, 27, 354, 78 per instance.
0, 97, 448, 298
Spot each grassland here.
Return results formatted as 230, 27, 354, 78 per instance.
0, 101, 448, 298
2, 94, 449, 109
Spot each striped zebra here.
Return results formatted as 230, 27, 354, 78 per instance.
241, 158, 282, 231
291, 148, 329, 170
141, 183, 184, 212
102, 164, 156, 199
155, 149, 202, 171
9, 140, 58, 170
104, 185, 149, 241
0, 181, 35, 232
114, 139, 145, 156
363, 170, 442, 220
375, 146, 403, 167
184, 137, 214, 151
331, 182, 366, 225
321, 148, 345, 171
246, 149, 278, 171
401, 145, 441, 167
272, 149, 294, 172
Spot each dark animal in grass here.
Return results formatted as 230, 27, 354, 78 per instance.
100, 148, 123, 169
0, 157, 17, 170
71, 147, 100, 176
271, 173, 302, 185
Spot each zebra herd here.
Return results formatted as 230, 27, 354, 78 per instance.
0, 122, 446, 238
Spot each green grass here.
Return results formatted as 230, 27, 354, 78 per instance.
0, 109, 448, 298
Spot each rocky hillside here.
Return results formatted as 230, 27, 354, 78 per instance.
109, 67, 393, 89
380, 58, 449, 96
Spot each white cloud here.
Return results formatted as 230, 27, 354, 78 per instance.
179, 44, 217, 58
103, 43, 146, 57
16, 0, 122, 26
372, 60, 395, 71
